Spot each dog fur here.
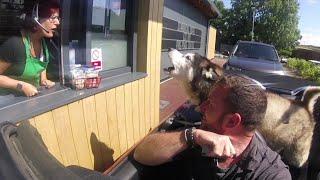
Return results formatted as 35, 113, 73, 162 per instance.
165, 48, 320, 168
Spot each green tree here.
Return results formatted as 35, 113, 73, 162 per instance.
210, 0, 231, 43
211, 0, 301, 55
255, 0, 301, 53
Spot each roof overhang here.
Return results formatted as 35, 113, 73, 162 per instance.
186, 0, 221, 19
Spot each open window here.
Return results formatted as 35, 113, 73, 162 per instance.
64, 0, 137, 82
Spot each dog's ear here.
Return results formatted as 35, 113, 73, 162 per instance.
208, 59, 224, 77
199, 59, 210, 68
214, 65, 224, 76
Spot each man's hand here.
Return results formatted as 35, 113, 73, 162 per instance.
19, 82, 38, 97
194, 129, 236, 158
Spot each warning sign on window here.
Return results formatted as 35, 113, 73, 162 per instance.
91, 48, 103, 70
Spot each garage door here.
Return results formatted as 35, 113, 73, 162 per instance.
161, 0, 208, 80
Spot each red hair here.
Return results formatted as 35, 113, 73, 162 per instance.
22, 1, 60, 32
38, 2, 60, 18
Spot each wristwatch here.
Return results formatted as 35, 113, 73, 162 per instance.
184, 127, 196, 147
16, 83, 23, 90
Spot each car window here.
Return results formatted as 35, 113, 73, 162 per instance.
234, 43, 278, 61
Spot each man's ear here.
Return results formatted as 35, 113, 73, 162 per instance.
223, 113, 242, 128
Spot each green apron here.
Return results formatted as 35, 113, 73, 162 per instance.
19, 35, 50, 87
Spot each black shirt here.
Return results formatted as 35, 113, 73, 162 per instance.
138, 134, 291, 180
0, 36, 26, 76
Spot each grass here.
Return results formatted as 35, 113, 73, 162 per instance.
287, 58, 320, 84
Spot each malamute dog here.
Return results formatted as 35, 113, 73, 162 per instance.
164, 48, 320, 168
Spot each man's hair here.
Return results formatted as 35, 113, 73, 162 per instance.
215, 74, 267, 131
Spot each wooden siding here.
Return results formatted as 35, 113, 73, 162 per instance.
21, 0, 164, 171
206, 26, 217, 59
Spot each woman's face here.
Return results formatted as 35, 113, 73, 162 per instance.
38, 12, 60, 38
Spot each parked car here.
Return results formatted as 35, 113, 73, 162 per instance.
223, 41, 285, 75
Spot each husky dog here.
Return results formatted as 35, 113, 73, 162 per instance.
164, 48, 320, 168
163, 48, 224, 105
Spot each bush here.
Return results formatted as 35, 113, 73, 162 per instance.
287, 58, 320, 84
279, 49, 292, 57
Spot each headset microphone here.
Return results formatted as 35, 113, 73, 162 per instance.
32, 3, 50, 33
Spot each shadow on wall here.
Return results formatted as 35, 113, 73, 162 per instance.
14, 121, 84, 179
90, 133, 114, 172
15, 121, 117, 178
18, 121, 115, 173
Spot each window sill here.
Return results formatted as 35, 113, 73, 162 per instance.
0, 72, 147, 124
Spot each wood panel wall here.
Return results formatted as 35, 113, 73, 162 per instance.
23, 0, 164, 171
206, 26, 217, 59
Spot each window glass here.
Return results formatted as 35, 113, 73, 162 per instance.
235, 43, 278, 61
90, 0, 128, 71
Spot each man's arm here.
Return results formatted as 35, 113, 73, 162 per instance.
259, 156, 292, 180
0, 61, 38, 96
263, 168, 292, 180
134, 131, 187, 166
133, 129, 236, 166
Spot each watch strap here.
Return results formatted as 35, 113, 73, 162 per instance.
184, 127, 196, 147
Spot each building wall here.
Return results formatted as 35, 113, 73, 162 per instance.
206, 26, 217, 59
160, 0, 209, 80
23, 0, 164, 171
293, 48, 320, 61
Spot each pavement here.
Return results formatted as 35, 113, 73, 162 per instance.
159, 78, 189, 122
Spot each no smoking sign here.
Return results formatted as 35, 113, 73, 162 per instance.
91, 48, 103, 70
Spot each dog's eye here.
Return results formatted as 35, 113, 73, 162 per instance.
185, 55, 191, 61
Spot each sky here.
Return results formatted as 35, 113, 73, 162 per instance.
220, 0, 320, 47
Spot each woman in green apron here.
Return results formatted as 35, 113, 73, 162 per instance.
0, 2, 60, 97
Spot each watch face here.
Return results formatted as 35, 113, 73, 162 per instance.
185, 128, 195, 147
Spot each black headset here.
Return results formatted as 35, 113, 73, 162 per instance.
31, 3, 50, 33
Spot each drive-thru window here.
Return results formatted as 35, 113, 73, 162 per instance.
0, 0, 139, 109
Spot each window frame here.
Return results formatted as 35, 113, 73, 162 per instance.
74, 0, 137, 78
61, 0, 137, 84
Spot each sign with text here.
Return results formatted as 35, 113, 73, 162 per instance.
91, 48, 103, 70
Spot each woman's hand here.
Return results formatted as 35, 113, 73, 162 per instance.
19, 82, 38, 97
194, 129, 236, 158
41, 79, 55, 88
